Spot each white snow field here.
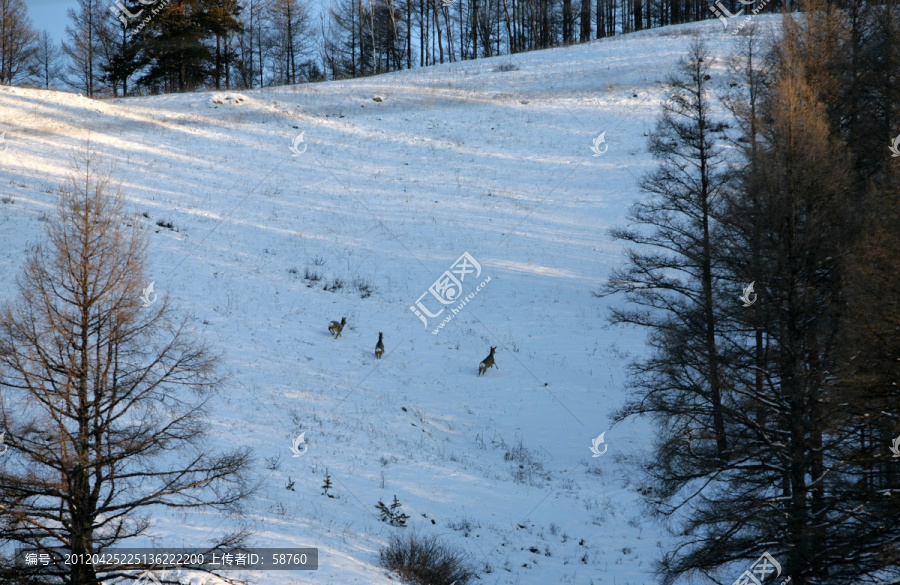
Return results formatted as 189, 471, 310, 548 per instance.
0, 16, 780, 585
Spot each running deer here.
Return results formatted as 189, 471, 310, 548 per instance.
328, 317, 346, 338
375, 332, 384, 359
478, 346, 497, 376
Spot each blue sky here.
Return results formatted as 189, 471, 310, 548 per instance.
25, 0, 72, 45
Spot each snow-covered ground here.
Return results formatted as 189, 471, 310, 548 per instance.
0, 17, 780, 585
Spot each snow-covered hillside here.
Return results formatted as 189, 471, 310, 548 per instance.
0, 17, 779, 585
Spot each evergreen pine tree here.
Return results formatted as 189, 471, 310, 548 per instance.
321, 470, 334, 497
376, 499, 391, 523
389, 495, 409, 527
375, 495, 408, 526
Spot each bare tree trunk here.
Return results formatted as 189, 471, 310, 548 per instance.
501, 0, 514, 52
441, 2, 454, 62
539, 0, 548, 47
257, 3, 264, 86
432, 0, 444, 62
579, 0, 590, 42
419, 0, 425, 65
470, 0, 478, 57
286, 1, 295, 83
406, 0, 412, 67
368, 0, 377, 72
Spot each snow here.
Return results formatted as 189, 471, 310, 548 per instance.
0, 17, 781, 585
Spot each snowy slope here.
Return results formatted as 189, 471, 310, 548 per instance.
0, 17, 780, 585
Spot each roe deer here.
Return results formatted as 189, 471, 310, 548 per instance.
375, 332, 384, 359
328, 317, 346, 338
478, 346, 497, 376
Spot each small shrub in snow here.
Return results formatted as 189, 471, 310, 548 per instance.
264, 455, 281, 471
304, 267, 321, 281
657, 26, 701, 36
503, 438, 529, 464
504, 437, 544, 485
447, 517, 479, 536
324, 277, 344, 292
353, 277, 375, 298
380, 532, 476, 585
494, 62, 519, 72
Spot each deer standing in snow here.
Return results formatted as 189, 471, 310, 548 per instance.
478, 346, 497, 376
328, 317, 346, 338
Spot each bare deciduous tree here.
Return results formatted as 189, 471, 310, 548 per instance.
0, 0, 38, 85
32, 30, 62, 89
270, 0, 313, 84
0, 151, 254, 585
63, 0, 102, 96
